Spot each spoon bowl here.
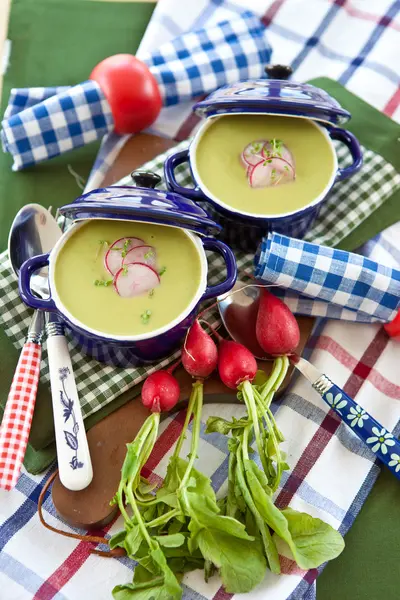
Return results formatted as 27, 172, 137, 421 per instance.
218, 281, 269, 360
8, 203, 61, 295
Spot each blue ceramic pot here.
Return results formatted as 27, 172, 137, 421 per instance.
18, 185, 237, 367
164, 79, 363, 252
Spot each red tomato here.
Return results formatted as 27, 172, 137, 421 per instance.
384, 310, 400, 339
90, 54, 162, 134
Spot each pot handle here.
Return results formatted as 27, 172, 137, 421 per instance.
19, 253, 57, 311
201, 238, 237, 301
329, 127, 363, 182
164, 149, 207, 201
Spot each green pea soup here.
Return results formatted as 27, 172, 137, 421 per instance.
54, 220, 202, 337
194, 115, 336, 216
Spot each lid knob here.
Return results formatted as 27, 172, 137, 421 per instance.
264, 64, 293, 80
131, 170, 162, 189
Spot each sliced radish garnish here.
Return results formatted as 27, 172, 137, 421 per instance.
113, 263, 160, 298
249, 157, 295, 188
249, 160, 271, 188
122, 245, 157, 268
261, 140, 295, 172
241, 140, 265, 166
104, 237, 144, 276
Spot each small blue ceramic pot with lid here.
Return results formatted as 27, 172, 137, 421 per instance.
19, 174, 237, 367
164, 78, 363, 252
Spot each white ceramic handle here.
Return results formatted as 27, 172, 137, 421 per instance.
47, 334, 93, 491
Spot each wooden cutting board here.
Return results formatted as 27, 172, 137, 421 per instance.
52, 133, 314, 529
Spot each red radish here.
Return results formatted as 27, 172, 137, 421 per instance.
104, 237, 144, 275
249, 157, 294, 189
249, 160, 271, 188
210, 328, 257, 389
182, 320, 218, 379
241, 140, 265, 167
256, 288, 300, 356
123, 245, 157, 268
141, 370, 180, 413
113, 263, 160, 298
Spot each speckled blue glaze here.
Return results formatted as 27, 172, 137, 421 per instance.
164, 80, 363, 250
193, 79, 351, 124
18, 187, 237, 367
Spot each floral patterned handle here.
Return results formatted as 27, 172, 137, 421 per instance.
0, 342, 41, 490
317, 380, 400, 479
46, 323, 93, 491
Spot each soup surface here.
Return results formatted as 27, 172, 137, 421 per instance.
195, 115, 335, 216
54, 221, 202, 336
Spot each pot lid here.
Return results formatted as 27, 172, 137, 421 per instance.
59, 181, 221, 237
193, 79, 350, 125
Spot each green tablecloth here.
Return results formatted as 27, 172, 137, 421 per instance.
1, 1, 399, 598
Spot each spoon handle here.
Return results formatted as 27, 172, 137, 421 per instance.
46, 318, 93, 491
313, 377, 400, 480
0, 311, 44, 490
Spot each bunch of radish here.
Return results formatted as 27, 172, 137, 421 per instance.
241, 138, 295, 189
112, 292, 344, 596
101, 236, 161, 298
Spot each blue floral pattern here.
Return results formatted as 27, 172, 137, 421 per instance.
59, 367, 84, 470
366, 427, 395, 455
325, 392, 347, 414
320, 383, 400, 480
388, 453, 400, 473
347, 405, 369, 428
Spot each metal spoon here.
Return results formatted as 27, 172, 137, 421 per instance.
1, 204, 92, 491
218, 282, 400, 480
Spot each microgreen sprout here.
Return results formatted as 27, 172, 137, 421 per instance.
95, 240, 109, 260
141, 309, 152, 324
94, 278, 113, 287
144, 250, 155, 260
159, 266, 167, 276
148, 289, 155, 298
121, 239, 131, 258
122, 265, 128, 275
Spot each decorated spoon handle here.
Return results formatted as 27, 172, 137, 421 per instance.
314, 377, 400, 480
46, 317, 93, 491
0, 311, 44, 490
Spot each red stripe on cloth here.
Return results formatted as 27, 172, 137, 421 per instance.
141, 410, 188, 478
315, 333, 400, 399
383, 86, 400, 116
261, 0, 286, 27
276, 328, 388, 510
37, 410, 189, 598
273, 328, 389, 592
330, 0, 400, 32
212, 587, 232, 600
279, 555, 307, 577
32, 527, 110, 600
211, 329, 388, 600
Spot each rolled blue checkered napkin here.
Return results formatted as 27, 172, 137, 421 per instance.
1, 10, 270, 171
254, 232, 400, 323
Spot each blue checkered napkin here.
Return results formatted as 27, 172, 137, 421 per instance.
142, 10, 270, 106
1, 81, 113, 171
254, 232, 400, 323
1, 10, 270, 171
3, 86, 70, 118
